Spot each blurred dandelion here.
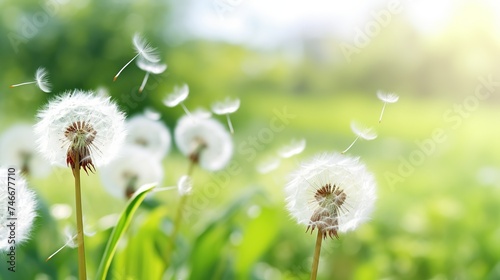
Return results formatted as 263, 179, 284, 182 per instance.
136, 57, 167, 93
113, 33, 160, 81
10, 67, 51, 93
377, 91, 399, 123
0, 169, 37, 251
0, 124, 51, 178
163, 83, 191, 116
211, 97, 240, 134
284, 153, 376, 279
143, 107, 162, 121
278, 138, 306, 158
100, 145, 163, 199
125, 115, 171, 161
34, 90, 125, 279
174, 112, 233, 172
177, 175, 193, 196
342, 121, 377, 154
256, 156, 281, 174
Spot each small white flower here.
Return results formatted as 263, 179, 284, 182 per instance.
0, 169, 37, 251
177, 175, 193, 196
0, 124, 51, 178
99, 145, 164, 199
285, 153, 376, 239
10, 67, 51, 93
278, 138, 306, 159
211, 97, 240, 134
377, 90, 399, 123
34, 90, 126, 173
174, 113, 233, 171
342, 121, 377, 154
125, 115, 171, 161
136, 57, 167, 93
256, 157, 281, 174
163, 83, 191, 116
113, 33, 160, 81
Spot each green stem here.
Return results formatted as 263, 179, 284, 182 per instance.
73, 153, 87, 279
170, 160, 196, 247
310, 230, 323, 280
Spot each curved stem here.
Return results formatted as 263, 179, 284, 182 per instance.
379, 102, 387, 123
310, 230, 323, 280
342, 136, 359, 154
114, 53, 139, 81
226, 114, 234, 134
73, 153, 87, 279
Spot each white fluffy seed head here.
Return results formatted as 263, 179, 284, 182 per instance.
174, 113, 233, 171
163, 84, 189, 107
99, 145, 164, 199
0, 169, 37, 251
34, 90, 126, 169
35, 67, 51, 93
177, 175, 193, 196
0, 124, 51, 178
285, 153, 376, 237
376, 91, 399, 103
136, 57, 167, 74
211, 97, 240, 115
350, 121, 377, 141
132, 33, 160, 63
125, 115, 171, 161
278, 138, 306, 159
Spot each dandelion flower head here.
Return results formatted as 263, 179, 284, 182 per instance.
125, 115, 171, 161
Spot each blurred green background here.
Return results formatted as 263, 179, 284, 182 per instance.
1, 0, 500, 279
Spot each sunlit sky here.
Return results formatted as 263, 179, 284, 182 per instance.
174, 0, 500, 48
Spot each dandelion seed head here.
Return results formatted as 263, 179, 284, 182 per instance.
0, 169, 37, 251
211, 97, 241, 115
163, 84, 189, 107
174, 114, 233, 171
99, 145, 163, 199
177, 175, 193, 196
125, 115, 171, 161
136, 57, 167, 74
35, 67, 51, 93
0, 124, 51, 178
350, 121, 377, 141
34, 90, 126, 171
377, 91, 399, 103
133, 33, 160, 63
278, 138, 306, 158
285, 153, 376, 239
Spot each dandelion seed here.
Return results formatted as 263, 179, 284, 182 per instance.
10, 67, 51, 93
125, 115, 171, 161
113, 33, 160, 81
0, 124, 51, 178
163, 83, 191, 116
177, 175, 193, 196
174, 112, 233, 171
278, 138, 306, 158
377, 91, 399, 123
342, 121, 377, 154
256, 157, 281, 174
191, 107, 212, 119
143, 107, 162, 121
136, 57, 167, 93
46, 226, 95, 261
34, 90, 126, 172
100, 145, 163, 199
0, 169, 37, 251
211, 97, 240, 134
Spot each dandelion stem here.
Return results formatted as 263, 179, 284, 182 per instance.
379, 102, 387, 123
342, 136, 359, 154
180, 102, 192, 118
10, 81, 36, 88
72, 153, 87, 280
114, 53, 140, 81
310, 230, 323, 280
226, 114, 234, 134
139, 72, 150, 93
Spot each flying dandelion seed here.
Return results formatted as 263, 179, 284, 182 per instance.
174, 112, 233, 171
278, 138, 306, 158
143, 107, 162, 121
113, 33, 160, 82
377, 91, 399, 123
125, 115, 171, 161
10, 67, 51, 93
211, 97, 240, 134
256, 156, 281, 174
136, 57, 167, 93
163, 83, 191, 117
342, 121, 377, 154
177, 175, 193, 196
0, 169, 37, 251
100, 145, 163, 199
